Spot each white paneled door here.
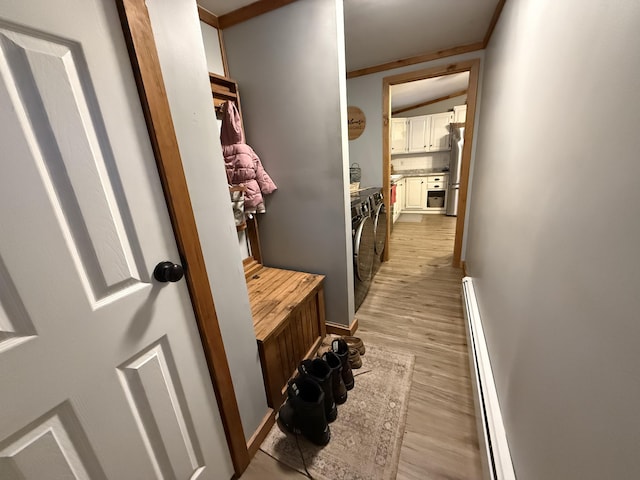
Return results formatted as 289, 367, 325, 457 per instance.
0, 1, 231, 479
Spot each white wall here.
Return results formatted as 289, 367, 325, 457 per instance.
347, 51, 483, 190
465, 0, 640, 478
199, 21, 225, 76
222, 0, 354, 326
198, 22, 250, 260
146, 0, 268, 441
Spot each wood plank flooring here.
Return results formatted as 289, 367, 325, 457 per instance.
242, 214, 482, 479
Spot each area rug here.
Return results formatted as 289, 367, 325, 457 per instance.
396, 213, 423, 223
260, 344, 415, 480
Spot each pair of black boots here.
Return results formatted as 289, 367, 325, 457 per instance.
277, 339, 354, 446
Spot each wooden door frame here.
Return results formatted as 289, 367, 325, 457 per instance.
382, 59, 480, 267
116, 0, 250, 476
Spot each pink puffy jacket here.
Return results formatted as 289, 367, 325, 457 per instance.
220, 101, 277, 211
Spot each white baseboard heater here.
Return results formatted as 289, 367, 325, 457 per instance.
462, 277, 516, 480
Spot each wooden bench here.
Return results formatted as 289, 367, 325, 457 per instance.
245, 258, 326, 408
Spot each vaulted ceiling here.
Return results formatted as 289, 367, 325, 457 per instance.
198, 0, 500, 72
342, 0, 498, 72
197, 0, 500, 105
391, 72, 470, 112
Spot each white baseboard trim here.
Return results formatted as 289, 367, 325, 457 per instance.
462, 277, 516, 480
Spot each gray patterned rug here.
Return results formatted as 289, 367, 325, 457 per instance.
260, 343, 415, 480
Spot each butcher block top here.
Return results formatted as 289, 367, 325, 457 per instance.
245, 265, 325, 342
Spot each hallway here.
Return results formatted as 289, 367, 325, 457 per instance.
243, 214, 482, 479
357, 214, 482, 479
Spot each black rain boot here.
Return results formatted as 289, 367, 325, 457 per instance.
277, 376, 331, 446
331, 338, 355, 390
322, 351, 347, 404
299, 358, 337, 423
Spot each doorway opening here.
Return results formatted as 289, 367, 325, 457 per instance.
382, 59, 480, 268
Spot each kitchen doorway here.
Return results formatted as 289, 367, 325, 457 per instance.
382, 59, 480, 268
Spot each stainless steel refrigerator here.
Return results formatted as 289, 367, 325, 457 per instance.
446, 124, 465, 216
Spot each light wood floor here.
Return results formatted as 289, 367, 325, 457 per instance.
242, 214, 482, 479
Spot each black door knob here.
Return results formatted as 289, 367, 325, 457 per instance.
153, 261, 184, 283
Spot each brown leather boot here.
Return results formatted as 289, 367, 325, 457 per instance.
343, 336, 365, 355
348, 346, 362, 369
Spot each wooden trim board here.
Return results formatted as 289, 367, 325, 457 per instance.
483, 0, 507, 47
325, 317, 359, 336
218, 0, 300, 29
198, 5, 219, 28
115, 0, 250, 475
381, 78, 391, 262
382, 59, 481, 267
247, 408, 276, 458
218, 28, 230, 77
246, 216, 262, 264
347, 42, 483, 79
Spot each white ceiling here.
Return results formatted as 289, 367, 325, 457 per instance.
391, 72, 469, 110
197, 0, 496, 99
198, 0, 497, 71
343, 0, 497, 72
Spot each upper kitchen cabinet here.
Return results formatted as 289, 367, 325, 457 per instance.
391, 118, 408, 154
408, 116, 429, 152
429, 111, 454, 152
400, 112, 454, 155
453, 105, 467, 124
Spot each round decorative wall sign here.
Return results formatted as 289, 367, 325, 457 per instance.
347, 106, 366, 140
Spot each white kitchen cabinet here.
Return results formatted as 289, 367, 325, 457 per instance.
391, 118, 408, 154
408, 116, 429, 152
405, 177, 426, 209
402, 174, 449, 213
393, 179, 405, 223
402, 112, 454, 154
453, 104, 467, 124
426, 174, 447, 188
429, 112, 454, 152
425, 174, 448, 212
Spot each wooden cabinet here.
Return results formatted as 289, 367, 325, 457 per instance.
391, 118, 408, 154
401, 112, 454, 154
246, 264, 326, 408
